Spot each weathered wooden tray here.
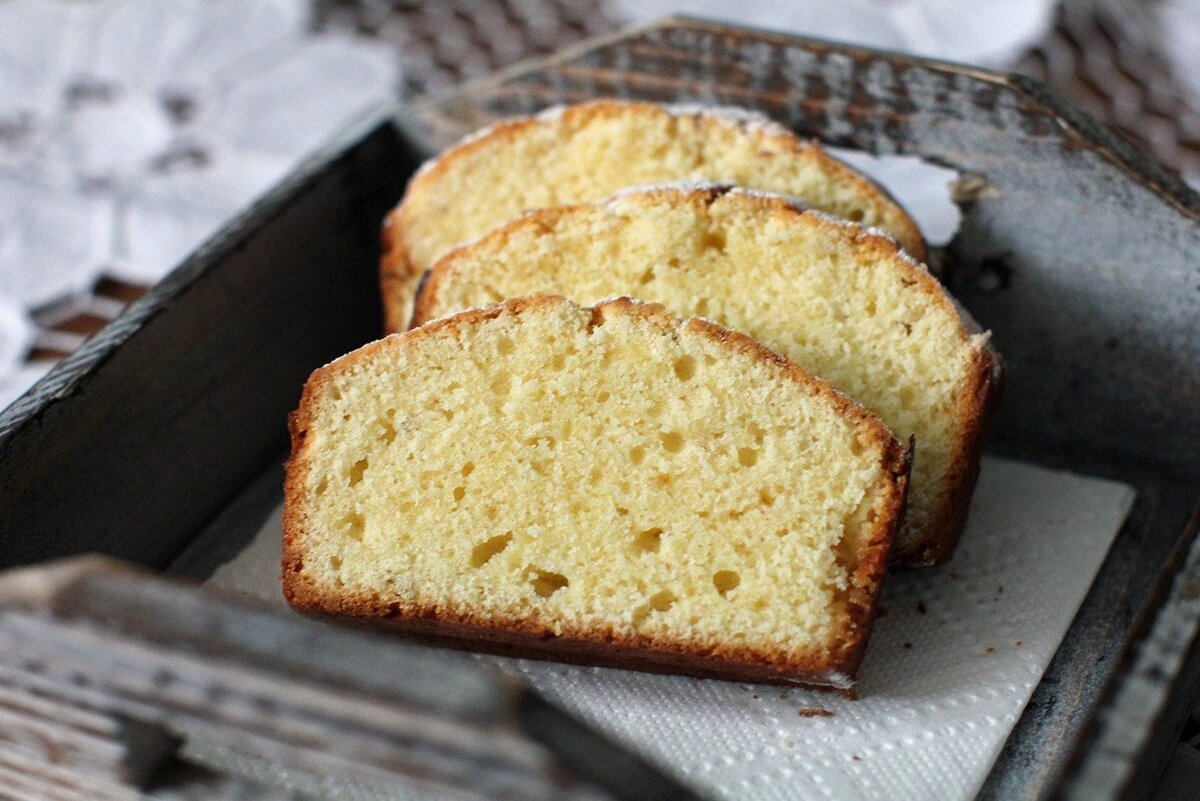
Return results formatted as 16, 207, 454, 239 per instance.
0, 17, 1197, 801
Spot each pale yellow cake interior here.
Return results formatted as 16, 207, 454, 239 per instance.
421, 191, 987, 552
294, 300, 896, 663
398, 103, 921, 286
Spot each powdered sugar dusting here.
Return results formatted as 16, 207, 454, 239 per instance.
799, 208, 987, 337
411, 156, 437, 180
663, 102, 794, 137
724, 185, 813, 211
413, 104, 576, 178
601, 185, 937, 283
412, 117, 509, 179
533, 104, 569, 123
802, 207, 929, 262
824, 670, 854, 690
600, 186, 981, 339
416, 101, 797, 182
606, 180, 734, 200
603, 182, 813, 213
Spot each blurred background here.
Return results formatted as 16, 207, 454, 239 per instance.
2, 0, 1199, 413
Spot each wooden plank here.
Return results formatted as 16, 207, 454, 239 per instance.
0, 754, 139, 801
0, 557, 703, 801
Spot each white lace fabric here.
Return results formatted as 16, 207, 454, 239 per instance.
0, 0, 396, 404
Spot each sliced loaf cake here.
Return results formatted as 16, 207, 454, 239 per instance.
381, 99, 924, 330
284, 296, 909, 690
414, 186, 1000, 565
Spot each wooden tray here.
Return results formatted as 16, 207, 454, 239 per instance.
0, 17, 1197, 801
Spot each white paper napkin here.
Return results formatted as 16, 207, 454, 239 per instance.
207, 457, 1134, 800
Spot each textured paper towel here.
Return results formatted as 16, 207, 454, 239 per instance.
208, 456, 1135, 801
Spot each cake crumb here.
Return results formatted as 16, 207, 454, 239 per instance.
903, 642, 913, 650
876, 605, 888, 619
1016, 640, 1022, 647
799, 708, 834, 718
948, 571, 960, 579
986, 646, 995, 654
852, 755, 862, 761
779, 691, 790, 700
917, 600, 928, 614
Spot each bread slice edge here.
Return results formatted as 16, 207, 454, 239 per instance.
380, 99, 927, 332
413, 187, 1000, 565
283, 295, 911, 690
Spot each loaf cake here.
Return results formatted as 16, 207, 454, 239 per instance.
414, 186, 1001, 565
381, 99, 925, 331
283, 296, 910, 690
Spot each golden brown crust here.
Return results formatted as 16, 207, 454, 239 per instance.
411, 205, 580, 327
818, 221, 1003, 566
379, 208, 432, 335
413, 185, 1001, 565
382, 100, 926, 332
911, 343, 1004, 565
283, 295, 908, 691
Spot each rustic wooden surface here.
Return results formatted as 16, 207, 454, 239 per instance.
0, 556, 703, 801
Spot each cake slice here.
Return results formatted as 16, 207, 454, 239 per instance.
414, 186, 1001, 565
284, 296, 909, 690
381, 99, 924, 330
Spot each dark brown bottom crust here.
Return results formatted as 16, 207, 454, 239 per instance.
292, 603, 857, 697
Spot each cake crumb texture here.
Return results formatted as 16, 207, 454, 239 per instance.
284, 296, 908, 686
416, 187, 999, 564
382, 99, 924, 331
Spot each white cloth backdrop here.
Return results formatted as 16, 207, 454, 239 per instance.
0, 0, 396, 406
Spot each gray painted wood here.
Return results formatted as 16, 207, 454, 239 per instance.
0, 557, 703, 801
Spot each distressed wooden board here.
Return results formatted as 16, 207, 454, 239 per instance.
0, 557, 701, 801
